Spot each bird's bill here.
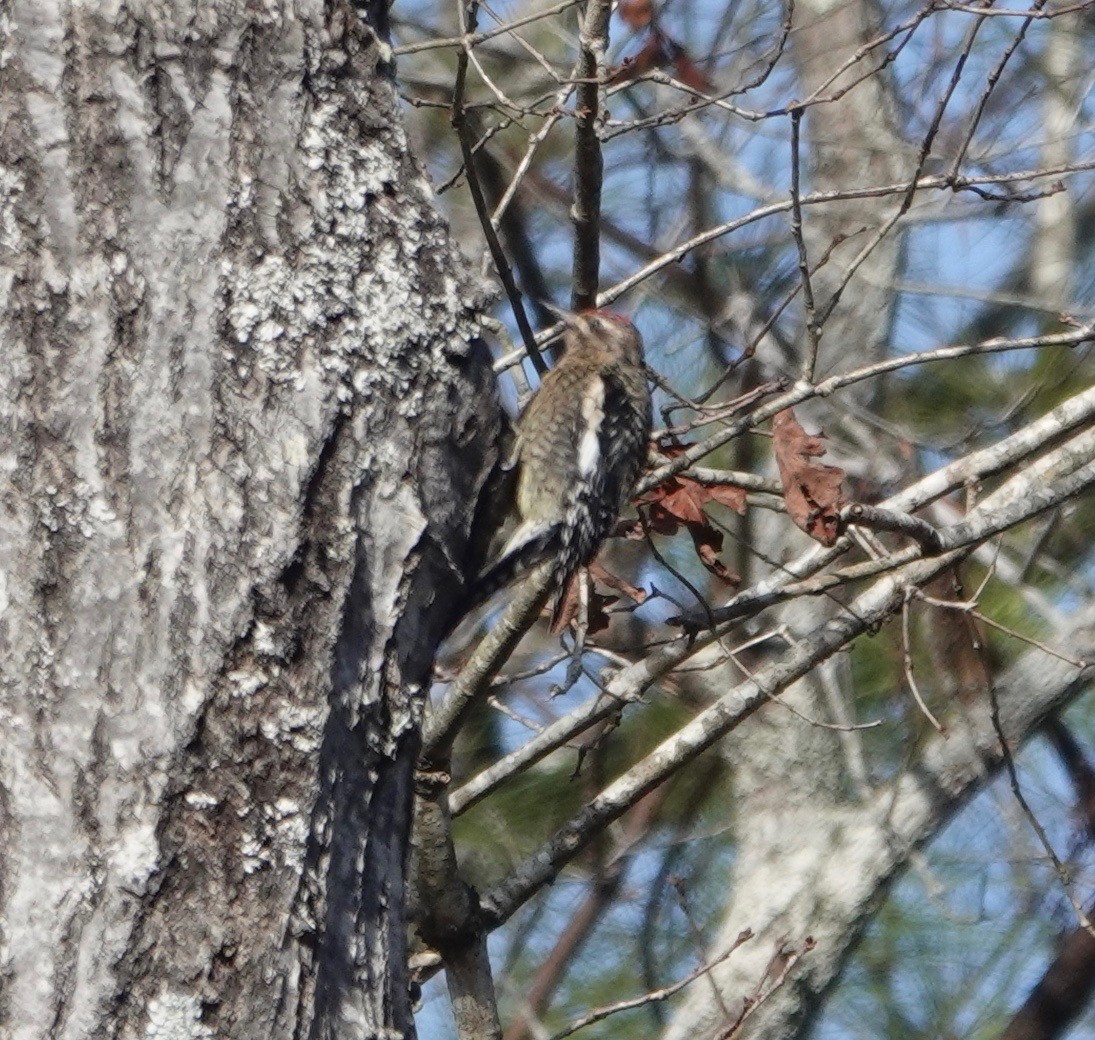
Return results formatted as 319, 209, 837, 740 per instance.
540, 300, 579, 327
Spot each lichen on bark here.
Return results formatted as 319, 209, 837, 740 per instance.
0, 3, 499, 1036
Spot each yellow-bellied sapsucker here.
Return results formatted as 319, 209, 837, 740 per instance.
474, 310, 652, 608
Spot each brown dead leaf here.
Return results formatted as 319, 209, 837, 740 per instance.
585, 588, 617, 635
590, 561, 647, 604
705, 484, 747, 514
607, 35, 665, 84
618, 0, 655, 28
549, 567, 640, 635
650, 477, 708, 527
636, 474, 744, 585
550, 573, 581, 635
772, 408, 847, 547
688, 524, 739, 584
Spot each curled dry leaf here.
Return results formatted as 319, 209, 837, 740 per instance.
617, 0, 655, 28
607, 29, 712, 93
553, 444, 748, 629
550, 576, 613, 636
771, 408, 847, 547
584, 588, 617, 636
705, 484, 749, 513
607, 35, 665, 84
689, 524, 738, 584
589, 561, 647, 604
635, 473, 744, 585
645, 476, 709, 527
549, 568, 638, 636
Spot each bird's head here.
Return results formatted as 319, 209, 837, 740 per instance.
563, 309, 644, 367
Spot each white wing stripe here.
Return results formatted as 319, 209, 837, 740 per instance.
578, 376, 605, 478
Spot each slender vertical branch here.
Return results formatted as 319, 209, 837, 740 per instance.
453, 0, 548, 374
789, 105, 821, 380
571, 0, 612, 310
413, 773, 503, 1040
947, 0, 1049, 179
988, 680, 1095, 938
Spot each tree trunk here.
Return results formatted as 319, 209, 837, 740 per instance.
0, 3, 499, 1036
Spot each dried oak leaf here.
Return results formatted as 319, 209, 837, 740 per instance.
550, 573, 582, 635
550, 573, 627, 636
585, 588, 617, 635
645, 476, 708, 529
689, 524, 738, 584
607, 35, 665, 84
705, 483, 748, 514
618, 0, 655, 28
772, 408, 847, 547
635, 474, 744, 585
607, 29, 711, 92
590, 561, 647, 604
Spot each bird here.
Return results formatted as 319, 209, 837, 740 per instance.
472, 309, 652, 622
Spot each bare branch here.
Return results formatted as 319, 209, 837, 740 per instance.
546, 931, 756, 1040
478, 433, 1095, 925
394, 0, 583, 55
452, 0, 548, 374
788, 106, 821, 379
424, 563, 556, 761
570, 0, 612, 310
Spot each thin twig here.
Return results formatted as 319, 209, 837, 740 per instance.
636, 322, 1095, 498
423, 562, 555, 761
452, 0, 548, 374
394, 0, 582, 55
789, 106, 821, 380
672, 386, 1095, 632
918, 593, 1090, 669
947, 0, 1050, 179
546, 930, 755, 1040
716, 939, 815, 1040
940, 0, 1093, 15
901, 591, 945, 733
988, 680, 1095, 939
811, 7, 991, 333
492, 161, 1095, 375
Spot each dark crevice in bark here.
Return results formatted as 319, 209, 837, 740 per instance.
349, 0, 394, 49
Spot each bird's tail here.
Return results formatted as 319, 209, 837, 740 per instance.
467, 520, 562, 608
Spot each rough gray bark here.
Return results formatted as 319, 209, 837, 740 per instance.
0, 2, 499, 1037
